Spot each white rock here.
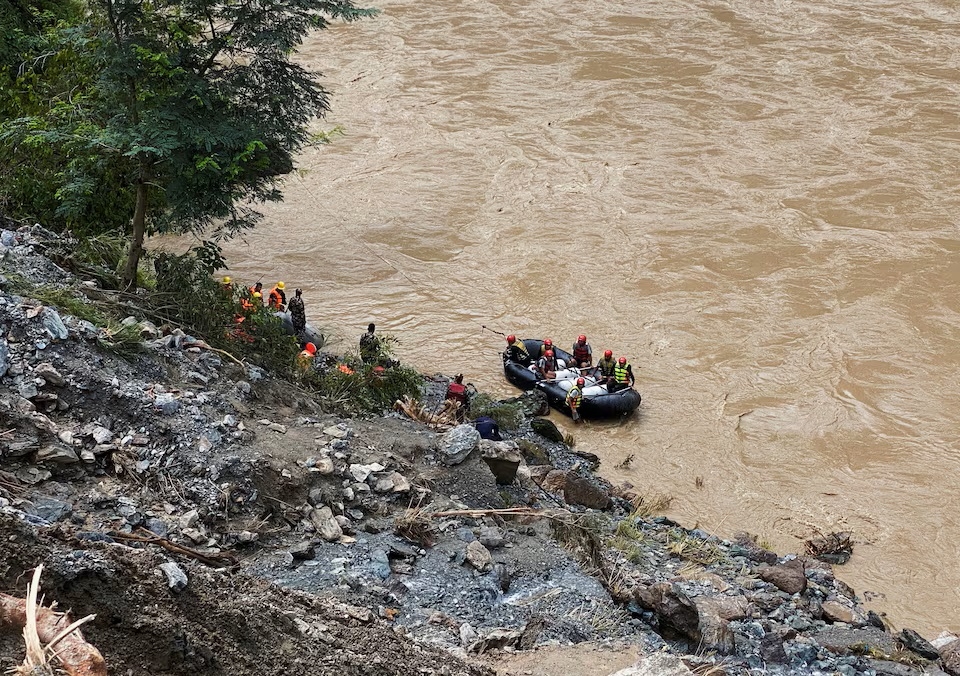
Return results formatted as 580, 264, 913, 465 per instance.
158, 562, 188, 592
179, 509, 200, 529
92, 426, 113, 445
323, 425, 349, 439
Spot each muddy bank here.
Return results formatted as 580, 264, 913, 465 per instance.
1, 224, 959, 676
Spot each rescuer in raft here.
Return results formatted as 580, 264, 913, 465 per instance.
571, 334, 593, 368
566, 376, 585, 423
504, 334, 532, 365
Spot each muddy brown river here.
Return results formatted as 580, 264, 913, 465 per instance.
219, 0, 960, 636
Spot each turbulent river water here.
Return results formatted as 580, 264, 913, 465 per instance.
219, 0, 960, 636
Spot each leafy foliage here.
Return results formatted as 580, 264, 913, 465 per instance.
1, 0, 376, 287
468, 393, 523, 431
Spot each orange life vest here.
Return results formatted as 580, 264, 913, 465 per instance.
268, 288, 283, 309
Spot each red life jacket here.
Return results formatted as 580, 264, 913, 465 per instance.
446, 382, 467, 406
573, 343, 591, 363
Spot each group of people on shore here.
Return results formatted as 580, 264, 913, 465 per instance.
504, 333, 636, 422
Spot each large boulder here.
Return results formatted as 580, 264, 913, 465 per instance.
562, 473, 611, 510
635, 582, 699, 642
480, 440, 522, 485
530, 417, 564, 443
759, 560, 807, 595
440, 424, 480, 465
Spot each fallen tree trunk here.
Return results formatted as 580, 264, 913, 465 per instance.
0, 569, 107, 676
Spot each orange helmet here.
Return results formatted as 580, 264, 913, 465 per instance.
618, 356, 626, 364
305, 342, 317, 355
506, 334, 516, 344
544, 338, 552, 347
576, 377, 585, 386
545, 350, 554, 358
578, 334, 586, 343
604, 350, 613, 359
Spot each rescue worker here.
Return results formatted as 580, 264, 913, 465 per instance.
572, 334, 593, 368
288, 288, 306, 336
595, 350, 616, 387
609, 356, 636, 393
566, 376, 585, 423
504, 334, 531, 365
538, 338, 554, 358
474, 416, 502, 441
252, 291, 263, 307
249, 281, 263, 298
221, 276, 233, 294
268, 281, 287, 310
359, 323, 381, 363
537, 349, 559, 380
445, 374, 469, 423
297, 342, 317, 370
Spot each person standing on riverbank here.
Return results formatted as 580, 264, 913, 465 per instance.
288, 288, 306, 337
360, 323, 381, 363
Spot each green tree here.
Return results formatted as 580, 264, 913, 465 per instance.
2, 0, 374, 289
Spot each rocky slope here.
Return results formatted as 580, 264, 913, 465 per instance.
1, 223, 958, 676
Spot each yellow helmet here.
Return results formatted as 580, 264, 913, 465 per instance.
253, 292, 262, 299
276, 281, 285, 290
222, 276, 231, 284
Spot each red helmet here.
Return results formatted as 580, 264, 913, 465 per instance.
578, 334, 586, 343
544, 338, 553, 347
576, 377, 585, 386
604, 350, 613, 359
506, 334, 516, 344
618, 356, 626, 364
305, 342, 317, 355
545, 350, 554, 358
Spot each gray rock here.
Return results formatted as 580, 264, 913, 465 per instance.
759, 634, 788, 663
468, 628, 522, 654
530, 417, 564, 443
692, 597, 736, 654
563, 473, 611, 510
158, 561, 188, 592
812, 626, 895, 655
459, 623, 478, 647
36, 444, 79, 464
41, 308, 69, 340
759, 561, 807, 595
145, 518, 169, 538
32, 497, 73, 522
0, 339, 9, 378
34, 363, 64, 386
289, 541, 316, 560
480, 440, 522, 485
609, 654, 694, 676
865, 659, 923, 676
440, 424, 480, 465
478, 526, 506, 549
899, 628, 939, 660
179, 509, 199, 529
309, 506, 342, 542
18, 381, 39, 399
154, 393, 179, 415
635, 582, 699, 642
465, 540, 493, 573
940, 639, 960, 676
92, 426, 113, 445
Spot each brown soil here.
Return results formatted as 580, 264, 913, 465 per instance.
0, 514, 492, 676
